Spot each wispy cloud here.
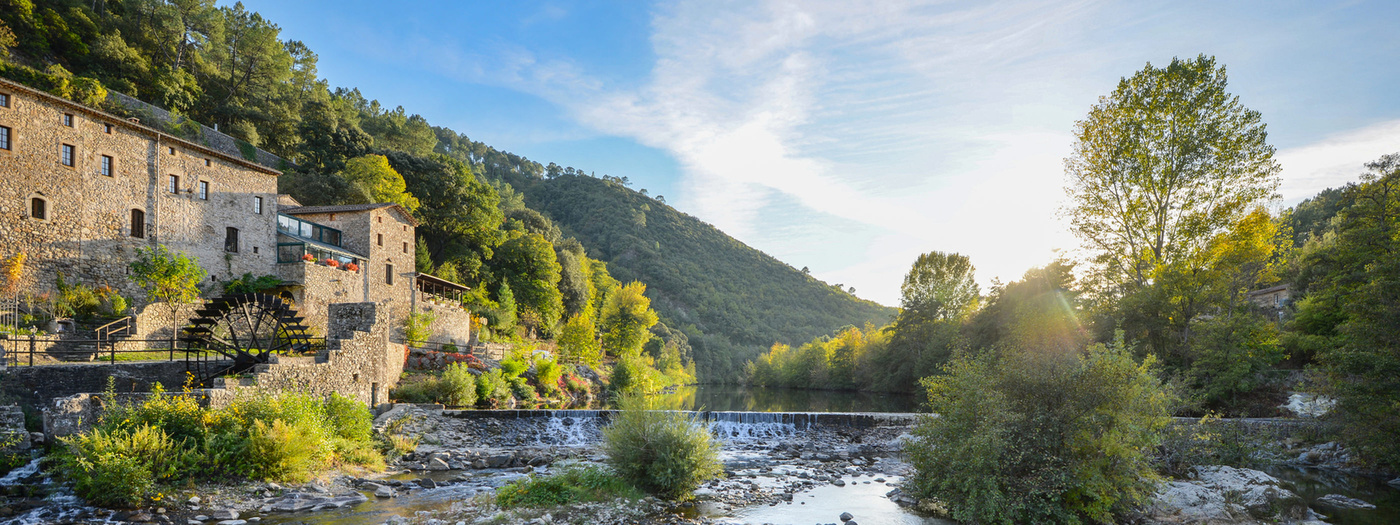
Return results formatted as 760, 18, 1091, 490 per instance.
1276, 119, 1400, 204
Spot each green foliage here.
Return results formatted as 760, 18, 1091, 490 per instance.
495, 464, 642, 508
601, 396, 722, 500
222, 273, 282, 295
494, 231, 564, 335
1157, 413, 1277, 478
510, 376, 539, 403
390, 367, 478, 406
900, 251, 979, 322
1296, 153, 1400, 470
56, 424, 199, 507
534, 357, 563, 397
128, 245, 205, 305
341, 154, 420, 212
505, 173, 895, 381
1186, 312, 1286, 412
403, 311, 435, 343
600, 282, 659, 358
475, 368, 512, 406
558, 313, 602, 366
499, 358, 529, 379
908, 337, 1172, 524
242, 418, 330, 483
57, 388, 384, 505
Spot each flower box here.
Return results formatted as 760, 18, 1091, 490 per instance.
344, 263, 360, 272
324, 259, 339, 268
301, 253, 315, 262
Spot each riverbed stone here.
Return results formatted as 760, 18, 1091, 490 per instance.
209, 509, 238, 520
427, 457, 450, 470
1145, 466, 1306, 523
374, 485, 396, 498
1315, 493, 1375, 510
839, 511, 853, 521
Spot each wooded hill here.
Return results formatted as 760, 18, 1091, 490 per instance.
501, 172, 896, 380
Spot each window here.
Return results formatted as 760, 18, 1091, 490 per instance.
130, 209, 145, 238
204, 158, 211, 167
101, 155, 113, 176
0, 93, 9, 107
225, 227, 240, 253
376, 233, 383, 246
385, 264, 394, 285
60, 144, 75, 167
254, 196, 263, 214
104, 123, 113, 134
63, 113, 73, 127
168, 146, 175, 156
0, 125, 9, 150
30, 197, 46, 220
402, 242, 408, 254
167, 175, 179, 194
377, 216, 383, 224
198, 181, 209, 200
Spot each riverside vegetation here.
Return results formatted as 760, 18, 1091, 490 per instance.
53, 381, 389, 508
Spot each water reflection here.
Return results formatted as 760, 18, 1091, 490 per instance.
1263, 466, 1400, 525
648, 385, 920, 413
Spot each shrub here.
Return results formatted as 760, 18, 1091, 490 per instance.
500, 358, 529, 379
496, 464, 642, 508
510, 377, 539, 403
907, 338, 1172, 524
325, 393, 373, 443
476, 369, 512, 406
601, 396, 722, 500
1156, 413, 1278, 477
440, 363, 478, 406
535, 358, 563, 397
57, 424, 199, 507
101, 383, 209, 446
242, 419, 331, 483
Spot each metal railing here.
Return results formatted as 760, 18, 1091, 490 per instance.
1, 335, 326, 368
404, 339, 476, 356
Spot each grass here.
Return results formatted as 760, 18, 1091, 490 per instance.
495, 464, 643, 508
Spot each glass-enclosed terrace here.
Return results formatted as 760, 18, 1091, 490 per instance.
276, 214, 364, 268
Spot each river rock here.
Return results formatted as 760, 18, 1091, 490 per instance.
265, 491, 369, 512
375, 485, 396, 498
1293, 441, 1351, 468
427, 457, 451, 470
1388, 478, 1400, 489
1144, 466, 1306, 524
210, 509, 238, 520
486, 454, 512, 468
839, 511, 853, 521
1315, 493, 1375, 510
128, 510, 155, 522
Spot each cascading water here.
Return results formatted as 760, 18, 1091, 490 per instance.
705, 412, 804, 442
523, 410, 817, 446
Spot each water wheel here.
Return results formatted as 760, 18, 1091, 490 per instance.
179, 293, 314, 385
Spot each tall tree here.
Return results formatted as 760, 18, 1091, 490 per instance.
1065, 55, 1280, 293
600, 282, 659, 358
899, 251, 979, 322
341, 154, 420, 212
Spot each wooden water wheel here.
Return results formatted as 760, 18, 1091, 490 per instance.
179, 293, 314, 384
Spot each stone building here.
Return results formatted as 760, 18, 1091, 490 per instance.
0, 77, 279, 300
0, 77, 472, 348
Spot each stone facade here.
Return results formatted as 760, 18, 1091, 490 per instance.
413, 298, 474, 347
275, 260, 364, 336
280, 205, 419, 340
217, 302, 406, 407
0, 77, 280, 303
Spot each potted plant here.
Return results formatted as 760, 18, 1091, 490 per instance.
325, 259, 339, 268
344, 262, 359, 272
301, 253, 315, 262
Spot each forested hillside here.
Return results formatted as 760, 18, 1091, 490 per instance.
0, 0, 891, 382
502, 173, 896, 380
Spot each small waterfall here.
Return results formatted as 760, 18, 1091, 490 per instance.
538, 410, 604, 446
0, 457, 41, 485
705, 411, 804, 442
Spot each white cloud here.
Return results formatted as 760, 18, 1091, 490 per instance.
1276, 119, 1400, 205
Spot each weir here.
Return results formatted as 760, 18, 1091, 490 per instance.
438, 409, 920, 446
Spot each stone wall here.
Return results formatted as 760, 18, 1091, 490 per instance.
276, 260, 365, 336
0, 78, 281, 304
221, 302, 406, 407
287, 208, 416, 340
0, 360, 197, 409
105, 91, 287, 170
413, 298, 472, 346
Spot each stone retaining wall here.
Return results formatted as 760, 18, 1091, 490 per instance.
0, 359, 200, 408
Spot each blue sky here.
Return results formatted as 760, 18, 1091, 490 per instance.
239, 0, 1400, 306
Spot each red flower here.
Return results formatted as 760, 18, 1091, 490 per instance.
325, 259, 339, 268
344, 263, 360, 272
302, 253, 315, 262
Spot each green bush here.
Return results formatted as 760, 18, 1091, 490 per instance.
535, 358, 563, 397
57, 424, 199, 507
510, 377, 539, 403
907, 338, 1172, 524
496, 464, 642, 508
441, 363, 479, 406
500, 358, 529, 379
241, 419, 331, 483
601, 396, 722, 500
325, 393, 373, 442
476, 369, 512, 406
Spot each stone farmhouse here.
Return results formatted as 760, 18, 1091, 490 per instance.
0, 76, 472, 348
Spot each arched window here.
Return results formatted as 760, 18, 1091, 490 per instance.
130, 209, 145, 238
30, 197, 47, 220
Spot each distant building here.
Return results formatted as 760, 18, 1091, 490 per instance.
1246, 283, 1290, 309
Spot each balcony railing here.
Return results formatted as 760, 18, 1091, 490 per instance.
277, 242, 363, 270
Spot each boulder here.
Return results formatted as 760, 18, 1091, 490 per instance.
1144, 466, 1307, 524
426, 457, 451, 471
1315, 493, 1375, 510
839, 511, 854, 521
209, 509, 238, 521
